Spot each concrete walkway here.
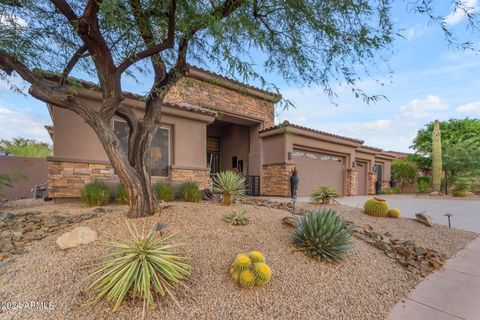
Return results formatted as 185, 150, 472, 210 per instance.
389, 236, 480, 320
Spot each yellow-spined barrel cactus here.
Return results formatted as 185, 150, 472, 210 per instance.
253, 262, 272, 286
388, 208, 401, 219
364, 197, 389, 217
233, 254, 252, 272
248, 251, 266, 263
239, 270, 256, 288
292, 209, 353, 262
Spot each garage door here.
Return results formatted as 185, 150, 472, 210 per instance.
356, 161, 367, 195
293, 149, 345, 196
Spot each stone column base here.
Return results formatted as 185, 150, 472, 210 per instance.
262, 163, 296, 197
368, 172, 377, 195
346, 169, 358, 196
168, 166, 211, 189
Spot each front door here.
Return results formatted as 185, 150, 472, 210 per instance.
207, 137, 220, 175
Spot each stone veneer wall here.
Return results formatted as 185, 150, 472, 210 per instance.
48, 159, 115, 198
165, 77, 275, 127
368, 173, 377, 195
262, 164, 296, 197
169, 167, 211, 189
346, 169, 358, 196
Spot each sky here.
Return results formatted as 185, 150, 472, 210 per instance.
1, 2, 480, 152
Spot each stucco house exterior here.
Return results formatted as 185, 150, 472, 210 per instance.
45, 66, 395, 199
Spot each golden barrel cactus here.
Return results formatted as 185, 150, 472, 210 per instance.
233, 254, 252, 272
388, 208, 401, 219
248, 251, 266, 264
239, 270, 256, 288
364, 197, 389, 217
253, 262, 272, 286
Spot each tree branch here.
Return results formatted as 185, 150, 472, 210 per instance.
60, 44, 88, 85
0, 51, 39, 84
117, 0, 177, 75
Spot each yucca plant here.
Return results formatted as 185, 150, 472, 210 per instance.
223, 210, 249, 225
212, 171, 246, 205
88, 221, 191, 315
310, 185, 338, 204
292, 209, 352, 262
80, 181, 111, 206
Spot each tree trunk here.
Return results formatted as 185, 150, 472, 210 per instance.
90, 117, 158, 218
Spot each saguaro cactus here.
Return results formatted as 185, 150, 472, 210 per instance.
432, 120, 442, 192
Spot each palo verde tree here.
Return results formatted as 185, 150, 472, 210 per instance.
0, 1, 478, 217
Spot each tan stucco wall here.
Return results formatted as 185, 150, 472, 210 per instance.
51, 93, 212, 170
219, 124, 250, 172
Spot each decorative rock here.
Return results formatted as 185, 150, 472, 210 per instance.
430, 191, 443, 197
415, 212, 433, 227
56, 226, 98, 250
282, 216, 298, 228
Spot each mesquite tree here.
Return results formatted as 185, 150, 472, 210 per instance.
0, 1, 477, 217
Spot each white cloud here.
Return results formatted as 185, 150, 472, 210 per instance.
0, 106, 51, 143
406, 24, 428, 41
456, 101, 480, 113
445, 0, 478, 26
399, 95, 449, 119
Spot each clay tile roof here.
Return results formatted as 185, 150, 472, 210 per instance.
360, 145, 383, 152
186, 65, 280, 99
260, 120, 364, 144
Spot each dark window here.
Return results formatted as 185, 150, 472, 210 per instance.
113, 120, 170, 176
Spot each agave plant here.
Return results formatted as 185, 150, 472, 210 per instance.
88, 221, 191, 313
292, 209, 352, 262
212, 171, 246, 205
223, 210, 249, 225
310, 185, 338, 204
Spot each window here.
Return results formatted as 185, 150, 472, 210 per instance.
113, 120, 170, 176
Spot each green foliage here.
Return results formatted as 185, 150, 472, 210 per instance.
417, 176, 431, 193
452, 177, 472, 197
88, 222, 191, 311
472, 178, 480, 195
442, 139, 480, 194
292, 209, 353, 262
412, 118, 480, 158
223, 210, 249, 225
364, 197, 389, 217
80, 181, 111, 206
0, 138, 52, 158
388, 208, 401, 219
310, 185, 338, 204
153, 181, 174, 202
392, 159, 417, 189
380, 187, 401, 195
405, 154, 431, 170
116, 184, 128, 204
212, 171, 246, 205
178, 181, 202, 202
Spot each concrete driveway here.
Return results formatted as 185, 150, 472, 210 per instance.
336, 195, 480, 233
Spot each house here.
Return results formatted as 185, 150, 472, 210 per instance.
44, 66, 395, 199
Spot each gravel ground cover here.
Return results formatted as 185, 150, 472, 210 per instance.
0, 199, 477, 320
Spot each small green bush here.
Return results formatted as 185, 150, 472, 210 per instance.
310, 185, 338, 204
80, 181, 111, 206
212, 171, 246, 205
417, 176, 431, 193
178, 181, 202, 202
116, 184, 128, 204
380, 187, 400, 195
224, 210, 249, 225
472, 178, 480, 195
452, 178, 472, 197
153, 181, 175, 202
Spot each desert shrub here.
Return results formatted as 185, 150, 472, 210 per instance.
472, 178, 480, 195
310, 185, 338, 204
452, 177, 472, 197
115, 184, 128, 204
212, 171, 246, 205
80, 181, 111, 206
363, 197, 389, 217
229, 251, 272, 288
178, 181, 202, 202
417, 176, 431, 194
89, 221, 191, 311
223, 210, 249, 225
292, 209, 353, 262
153, 181, 174, 202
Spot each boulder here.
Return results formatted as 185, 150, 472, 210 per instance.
56, 226, 98, 250
415, 212, 433, 227
430, 191, 443, 197
282, 216, 298, 228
